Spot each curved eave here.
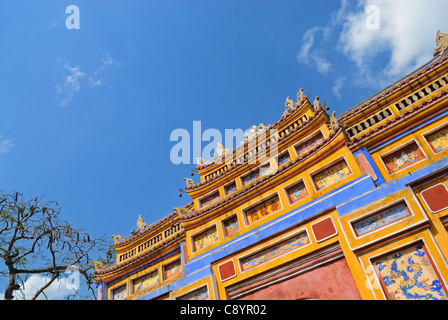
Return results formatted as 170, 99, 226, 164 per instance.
180, 126, 347, 230
95, 230, 186, 283
194, 98, 313, 175
186, 108, 329, 198
113, 212, 180, 250
348, 88, 448, 152
339, 55, 448, 127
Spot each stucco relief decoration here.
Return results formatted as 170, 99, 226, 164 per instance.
426, 125, 448, 153
433, 30, 448, 57
241, 232, 310, 271
295, 131, 325, 157
177, 287, 209, 300
373, 244, 448, 300
286, 181, 309, 204
313, 160, 351, 190
353, 201, 411, 236
193, 227, 219, 251
133, 271, 159, 294
223, 216, 239, 237
382, 142, 426, 174
245, 196, 281, 225
164, 260, 182, 280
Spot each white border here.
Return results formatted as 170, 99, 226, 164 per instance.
308, 155, 353, 192
223, 180, 238, 196
237, 228, 311, 274
275, 149, 292, 168
190, 223, 219, 253
198, 189, 222, 209
173, 283, 210, 300
129, 268, 160, 296
221, 213, 240, 238
422, 121, 448, 154
240, 160, 273, 187
241, 191, 283, 227
217, 259, 237, 282
348, 197, 415, 240
283, 177, 310, 206
378, 138, 428, 175
161, 257, 183, 282
365, 236, 448, 300
310, 216, 338, 243
109, 283, 128, 301
292, 129, 325, 158
420, 183, 448, 213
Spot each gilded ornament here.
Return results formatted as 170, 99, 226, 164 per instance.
433, 30, 448, 57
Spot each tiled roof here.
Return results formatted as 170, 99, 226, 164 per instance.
339, 55, 448, 123
179, 125, 344, 222
195, 97, 311, 172
186, 107, 326, 192
95, 230, 185, 277
347, 88, 448, 148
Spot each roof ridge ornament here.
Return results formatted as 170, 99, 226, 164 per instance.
433, 30, 448, 57
284, 96, 294, 113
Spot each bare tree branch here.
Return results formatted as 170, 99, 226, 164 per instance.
0, 190, 113, 300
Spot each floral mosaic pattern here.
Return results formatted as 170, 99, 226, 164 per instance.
164, 259, 182, 280
382, 142, 426, 174
353, 201, 411, 236
373, 244, 448, 300
193, 226, 219, 251
177, 286, 209, 300
223, 215, 239, 237
295, 131, 325, 157
286, 181, 309, 204
245, 196, 281, 225
241, 232, 310, 271
199, 191, 221, 208
224, 182, 237, 195
426, 125, 448, 153
312, 160, 351, 190
133, 271, 159, 294
278, 152, 291, 166
242, 164, 271, 186
113, 285, 127, 300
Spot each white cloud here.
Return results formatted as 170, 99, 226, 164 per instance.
0, 136, 14, 153
2, 274, 77, 300
56, 55, 119, 106
297, 27, 332, 74
338, 0, 448, 79
88, 55, 118, 88
297, 0, 448, 95
56, 63, 85, 107
332, 76, 345, 99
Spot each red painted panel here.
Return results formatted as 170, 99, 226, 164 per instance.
311, 217, 337, 242
219, 260, 236, 282
238, 258, 361, 300
421, 184, 448, 213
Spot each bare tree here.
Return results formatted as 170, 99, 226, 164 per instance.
0, 191, 112, 300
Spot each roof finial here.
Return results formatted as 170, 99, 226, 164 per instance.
285, 97, 294, 112
433, 30, 448, 57
137, 214, 148, 230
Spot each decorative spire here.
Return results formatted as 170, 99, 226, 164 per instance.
285, 96, 294, 112
433, 30, 448, 57
137, 214, 148, 230
313, 96, 322, 112
184, 177, 195, 187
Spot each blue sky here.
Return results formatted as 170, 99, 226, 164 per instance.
1, 1, 448, 290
